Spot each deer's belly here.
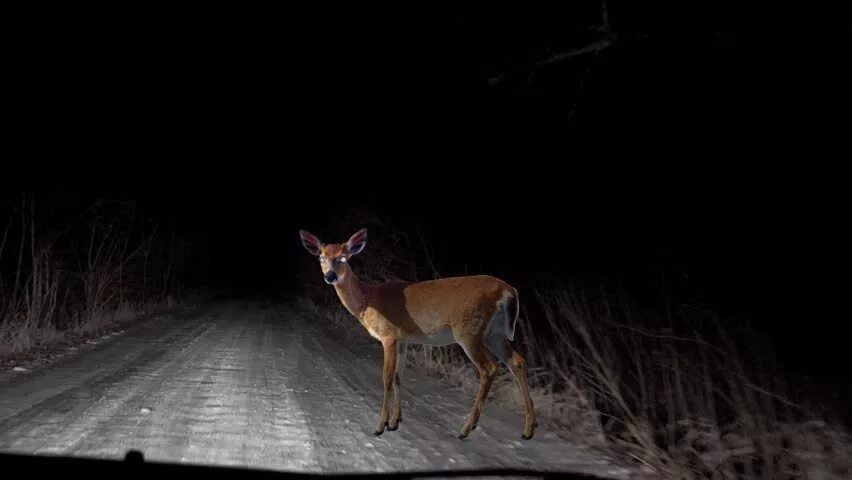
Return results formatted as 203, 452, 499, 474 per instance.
407, 327, 456, 347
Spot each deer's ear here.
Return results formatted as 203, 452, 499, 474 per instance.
345, 228, 367, 256
299, 230, 323, 256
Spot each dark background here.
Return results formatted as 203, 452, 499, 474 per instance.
6, 4, 842, 404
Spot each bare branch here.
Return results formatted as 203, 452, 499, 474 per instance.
535, 38, 612, 68
487, 73, 506, 87
487, 0, 614, 87
487, 36, 612, 86
14, 194, 26, 301
0, 213, 11, 264
417, 227, 441, 279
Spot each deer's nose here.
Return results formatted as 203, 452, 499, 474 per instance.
324, 271, 338, 284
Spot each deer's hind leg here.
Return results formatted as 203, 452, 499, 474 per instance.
486, 334, 536, 439
456, 333, 499, 439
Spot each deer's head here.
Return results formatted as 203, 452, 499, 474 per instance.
299, 228, 367, 285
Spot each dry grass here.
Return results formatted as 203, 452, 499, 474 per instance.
0, 317, 64, 358
0, 297, 190, 363
296, 289, 850, 480
528, 289, 851, 479
1, 198, 197, 365
297, 209, 850, 478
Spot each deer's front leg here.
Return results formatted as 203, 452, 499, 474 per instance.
387, 342, 407, 431
374, 338, 397, 435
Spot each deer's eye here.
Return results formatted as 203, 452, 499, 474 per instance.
339, 257, 347, 263
319, 257, 326, 263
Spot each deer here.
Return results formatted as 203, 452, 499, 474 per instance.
299, 228, 536, 440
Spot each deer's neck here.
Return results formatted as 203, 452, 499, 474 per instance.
334, 269, 371, 319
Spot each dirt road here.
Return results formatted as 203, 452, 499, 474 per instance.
0, 301, 630, 478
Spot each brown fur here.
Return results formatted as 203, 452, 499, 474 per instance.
302, 230, 536, 439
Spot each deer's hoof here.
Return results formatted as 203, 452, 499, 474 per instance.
388, 416, 401, 431
521, 432, 534, 440
457, 433, 468, 440
374, 428, 384, 436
